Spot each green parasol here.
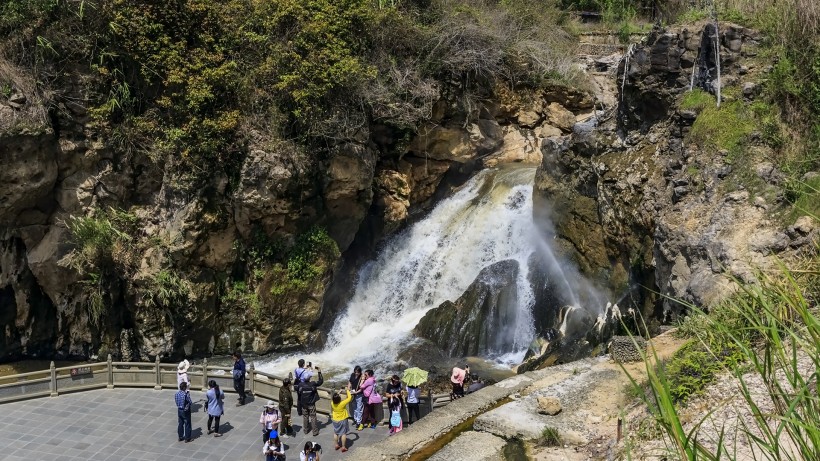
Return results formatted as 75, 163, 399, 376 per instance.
401, 367, 429, 387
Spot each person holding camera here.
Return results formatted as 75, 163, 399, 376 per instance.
297, 366, 323, 436
294, 359, 314, 416
331, 386, 353, 452
263, 430, 285, 461
299, 441, 321, 461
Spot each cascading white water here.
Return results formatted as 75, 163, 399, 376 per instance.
258, 166, 604, 378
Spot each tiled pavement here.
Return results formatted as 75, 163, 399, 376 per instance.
0, 388, 392, 461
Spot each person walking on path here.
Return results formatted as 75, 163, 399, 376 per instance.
384, 374, 403, 431
331, 386, 353, 452
405, 383, 421, 425
232, 351, 247, 406
205, 379, 225, 437
450, 365, 469, 400
279, 378, 294, 437
176, 360, 191, 389
299, 441, 321, 461
359, 370, 380, 430
260, 401, 281, 443
348, 366, 364, 428
263, 430, 285, 461
297, 366, 324, 436
174, 382, 193, 443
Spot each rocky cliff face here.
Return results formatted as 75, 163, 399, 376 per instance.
0, 55, 572, 361
533, 23, 818, 327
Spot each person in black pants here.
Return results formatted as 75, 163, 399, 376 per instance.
384, 375, 404, 429
232, 351, 247, 406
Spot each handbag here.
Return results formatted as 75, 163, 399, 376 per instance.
368, 390, 382, 405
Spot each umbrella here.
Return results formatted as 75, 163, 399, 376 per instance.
401, 367, 428, 387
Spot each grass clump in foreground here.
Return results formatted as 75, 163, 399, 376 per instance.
625, 239, 820, 460
540, 426, 562, 447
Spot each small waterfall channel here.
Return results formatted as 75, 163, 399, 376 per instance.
258, 165, 608, 378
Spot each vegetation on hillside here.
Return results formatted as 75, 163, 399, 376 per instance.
626, 246, 820, 460
0, 0, 577, 186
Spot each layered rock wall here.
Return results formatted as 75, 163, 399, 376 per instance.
533, 23, 817, 326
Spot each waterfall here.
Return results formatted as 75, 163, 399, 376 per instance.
257, 166, 605, 378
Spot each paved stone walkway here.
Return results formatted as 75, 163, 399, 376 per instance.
0, 388, 390, 461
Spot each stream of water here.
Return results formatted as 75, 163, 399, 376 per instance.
257, 165, 606, 378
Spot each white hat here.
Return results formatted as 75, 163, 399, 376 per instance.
177, 359, 190, 373
265, 400, 277, 409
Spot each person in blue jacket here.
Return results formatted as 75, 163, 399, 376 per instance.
232, 350, 246, 406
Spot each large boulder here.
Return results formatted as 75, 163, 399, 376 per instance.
414, 260, 520, 357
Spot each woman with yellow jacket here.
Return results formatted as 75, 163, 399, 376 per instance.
331, 385, 353, 452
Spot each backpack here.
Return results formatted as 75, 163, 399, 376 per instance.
390, 410, 402, 430
299, 383, 318, 405
182, 391, 191, 412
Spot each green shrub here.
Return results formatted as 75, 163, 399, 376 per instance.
541, 426, 562, 447
141, 270, 190, 309
663, 339, 744, 402
688, 100, 755, 156
270, 227, 340, 296
680, 89, 715, 112
222, 281, 261, 316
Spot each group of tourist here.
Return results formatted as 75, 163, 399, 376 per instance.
173, 353, 480, 457
174, 359, 226, 442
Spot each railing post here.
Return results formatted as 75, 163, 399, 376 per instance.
49, 361, 58, 397
248, 362, 255, 396
201, 358, 208, 391
107, 354, 114, 389
154, 356, 162, 390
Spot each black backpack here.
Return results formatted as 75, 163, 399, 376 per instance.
298, 382, 318, 405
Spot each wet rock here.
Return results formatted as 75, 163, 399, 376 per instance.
537, 396, 562, 415
414, 260, 520, 357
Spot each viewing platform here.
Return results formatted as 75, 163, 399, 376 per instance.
0, 357, 453, 460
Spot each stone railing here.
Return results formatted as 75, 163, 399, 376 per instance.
0, 356, 452, 421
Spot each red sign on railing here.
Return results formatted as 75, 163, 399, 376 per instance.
70, 366, 93, 377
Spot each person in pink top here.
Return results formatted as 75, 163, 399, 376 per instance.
359, 370, 379, 429
450, 365, 470, 400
